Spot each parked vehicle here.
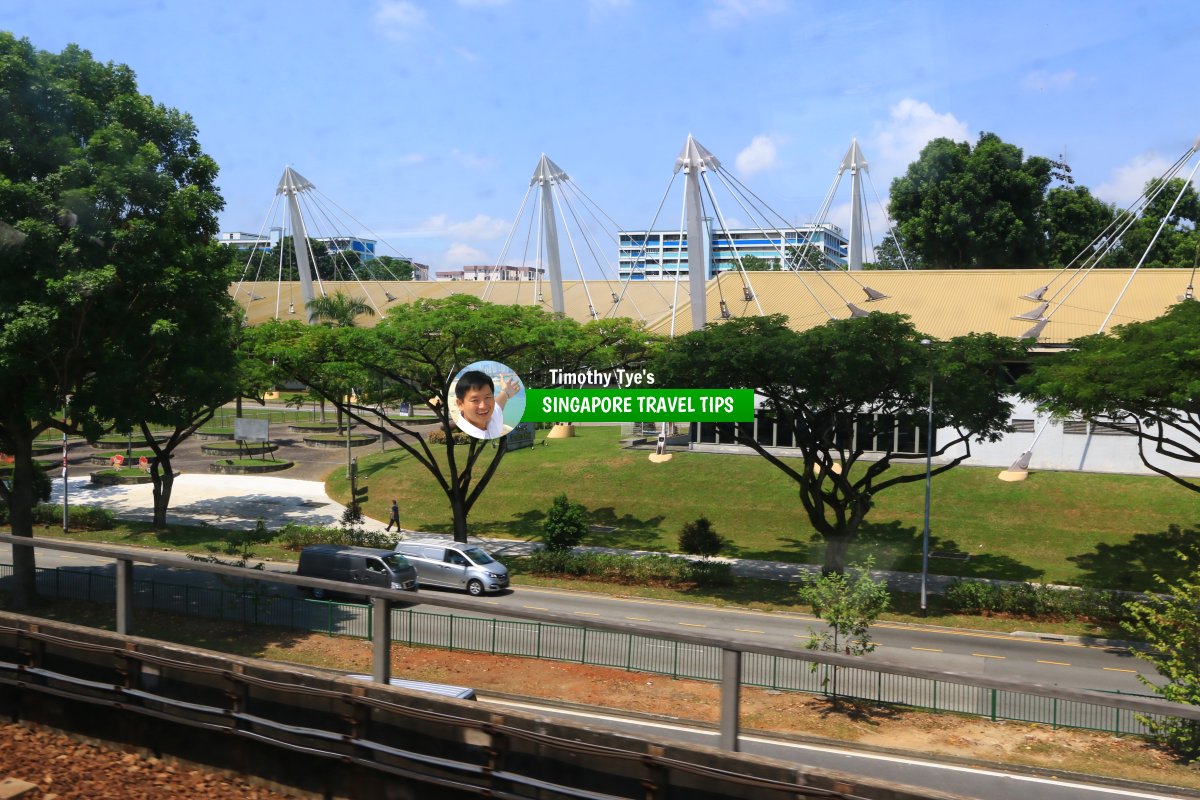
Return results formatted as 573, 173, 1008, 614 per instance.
297, 544, 418, 599
393, 541, 509, 595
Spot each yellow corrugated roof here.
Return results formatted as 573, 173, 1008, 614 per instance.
234, 268, 1195, 344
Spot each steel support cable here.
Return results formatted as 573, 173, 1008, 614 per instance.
556, 180, 620, 304
533, 190, 545, 306
670, 187, 687, 337
1099, 154, 1200, 333
556, 179, 643, 318
484, 182, 535, 302
309, 186, 422, 303
1041, 171, 1190, 326
515, 184, 540, 306
556, 185, 649, 321
303, 191, 386, 317
550, 183, 599, 320
701, 170, 764, 316
718, 167, 839, 317
233, 192, 284, 299
614, 173, 680, 320
864, 169, 909, 269
1033, 145, 1195, 304
295, 192, 328, 299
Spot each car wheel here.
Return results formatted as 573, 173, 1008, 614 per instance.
466, 579, 484, 597
312, 587, 326, 600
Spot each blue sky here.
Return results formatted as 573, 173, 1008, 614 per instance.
5, 0, 1198, 274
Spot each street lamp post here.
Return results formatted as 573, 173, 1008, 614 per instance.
920, 340, 934, 615
61, 394, 72, 533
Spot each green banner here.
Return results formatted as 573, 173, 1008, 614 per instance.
524, 389, 754, 422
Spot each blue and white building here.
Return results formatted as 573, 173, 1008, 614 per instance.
617, 224, 848, 280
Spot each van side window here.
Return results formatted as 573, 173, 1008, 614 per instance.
365, 558, 386, 573
445, 552, 468, 566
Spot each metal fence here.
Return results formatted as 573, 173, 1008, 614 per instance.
2, 562, 1162, 737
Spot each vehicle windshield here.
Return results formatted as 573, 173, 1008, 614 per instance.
382, 554, 410, 571
462, 547, 494, 565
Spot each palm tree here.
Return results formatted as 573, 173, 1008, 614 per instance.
305, 291, 375, 327
304, 292, 375, 431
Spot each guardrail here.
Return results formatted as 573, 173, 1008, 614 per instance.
2, 533, 1197, 752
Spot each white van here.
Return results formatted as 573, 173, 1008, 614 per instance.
393, 541, 509, 595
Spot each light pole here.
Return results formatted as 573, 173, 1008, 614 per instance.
61, 394, 72, 533
919, 340, 934, 615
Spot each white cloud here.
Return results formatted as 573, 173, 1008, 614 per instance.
735, 135, 780, 177
405, 214, 510, 241
454, 46, 481, 62
1022, 69, 1078, 92
450, 149, 495, 170
1095, 152, 1174, 206
442, 243, 490, 268
707, 0, 787, 26
374, 0, 427, 40
872, 98, 970, 179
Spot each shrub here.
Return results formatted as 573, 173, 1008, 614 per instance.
8, 503, 117, 530
278, 522, 398, 551
519, 551, 732, 588
542, 494, 588, 553
944, 579, 1130, 623
678, 516, 723, 556
426, 428, 473, 446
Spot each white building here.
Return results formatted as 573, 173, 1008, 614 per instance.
435, 265, 546, 282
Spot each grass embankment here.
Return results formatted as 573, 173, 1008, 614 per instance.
331, 426, 1199, 589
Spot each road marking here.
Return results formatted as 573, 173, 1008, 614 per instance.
1103, 667, 1138, 673
735, 628, 764, 634
523, 605, 548, 611
911, 647, 943, 653
971, 653, 1005, 659
678, 622, 707, 628
574, 612, 600, 617
626, 617, 651, 622
1037, 660, 1072, 667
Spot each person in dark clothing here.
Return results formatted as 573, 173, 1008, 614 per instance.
385, 500, 401, 532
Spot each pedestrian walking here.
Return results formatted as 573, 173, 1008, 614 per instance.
385, 499, 401, 532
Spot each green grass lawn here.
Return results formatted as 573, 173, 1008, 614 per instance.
331, 426, 1199, 589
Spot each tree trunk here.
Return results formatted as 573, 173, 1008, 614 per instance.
822, 535, 853, 576
337, 405, 344, 435
6, 433, 38, 609
235, 395, 243, 419
150, 455, 174, 529
320, 398, 327, 423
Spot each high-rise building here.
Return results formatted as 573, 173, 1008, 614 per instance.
617, 224, 847, 280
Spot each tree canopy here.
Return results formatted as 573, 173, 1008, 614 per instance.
888, 132, 1052, 268
653, 313, 1022, 573
0, 35, 233, 606
257, 297, 655, 542
1020, 301, 1200, 494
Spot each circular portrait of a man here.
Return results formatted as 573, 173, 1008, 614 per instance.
450, 361, 526, 440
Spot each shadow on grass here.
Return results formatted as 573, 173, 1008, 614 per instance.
730, 520, 1044, 583
1069, 522, 1200, 591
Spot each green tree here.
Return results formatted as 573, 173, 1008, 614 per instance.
678, 516, 723, 556
371, 255, 415, 281
653, 313, 1022, 573
888, 132, 1052, 268
739, 255, 775, 271
543, 494, 588, 552
1020, 301, 1200, 494
785, 244, 827, 271
865, 232, 921, 270
1110, 178, 1200, 269
259, 297, 652, 543
1122, 548, 1200, 761
799, 558, 890, 697
306, 290, 376, 327
0, 36, 229, 607
1043, 186, 1118, 268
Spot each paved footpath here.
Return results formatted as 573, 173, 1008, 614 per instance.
48, 474, 963, 593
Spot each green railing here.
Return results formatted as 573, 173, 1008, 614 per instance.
3, 563, 1162, 737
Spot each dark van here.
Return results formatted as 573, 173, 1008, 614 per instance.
297, 544, 418, 599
